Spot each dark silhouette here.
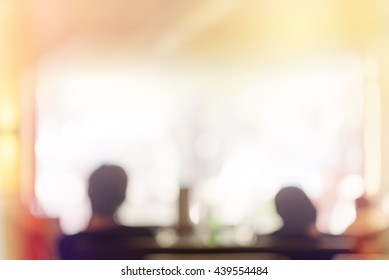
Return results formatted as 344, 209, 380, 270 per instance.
87, 164, 128, 230
259, 186, 360, 259
272, 186, 318, 237
58, 164, 155, 259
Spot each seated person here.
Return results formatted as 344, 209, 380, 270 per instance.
272, 186, 318, 238
58, 164, 155, 259
263, 186, 358, 259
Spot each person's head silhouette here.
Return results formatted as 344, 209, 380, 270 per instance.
87, 164, 128, 229
274, 186, 317, 237
58, 164, 156, 259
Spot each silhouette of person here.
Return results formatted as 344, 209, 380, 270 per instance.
86, 164, 128, 231
58, 164, 155, 259
272, 186, 318, 238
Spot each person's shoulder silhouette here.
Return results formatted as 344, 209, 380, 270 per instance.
59, 225, 155, 259
58, 164, 155, 259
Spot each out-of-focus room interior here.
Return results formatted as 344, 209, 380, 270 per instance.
1, 0, 389, 259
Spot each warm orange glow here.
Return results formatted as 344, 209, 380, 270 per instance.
0, 133, 20, 194
0, 92, 19, 132
0, 0, 20, 194
1, 0, 389, 259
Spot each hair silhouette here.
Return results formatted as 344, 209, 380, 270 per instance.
88, 164, 128, 216
274, 186, 317, 237
59, 164, 155, 260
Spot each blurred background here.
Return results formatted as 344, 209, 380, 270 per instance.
1, 0, 389, 259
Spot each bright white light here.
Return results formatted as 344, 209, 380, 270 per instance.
189, 203, 200, 225
59, 201, 91, 235
118, 200, 177, 227
338, 175, 364, 200
60, 120, 83, 145
234, 225, 256, 246
197, 178, 222, 205
35, 50, 365, 231
219, 147, 264, 190
35, 135, 59, 163
219, 200, 252, 225
148, 144, 180, 203
301, 174, 324, 199
254, 177, 281, 202
254, 212, 282, 235
155, 228, 178, 247
36, 57, 185, 229
195, 133, 220, 160
36, 173, 86, 207
328, 200, 356, 235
